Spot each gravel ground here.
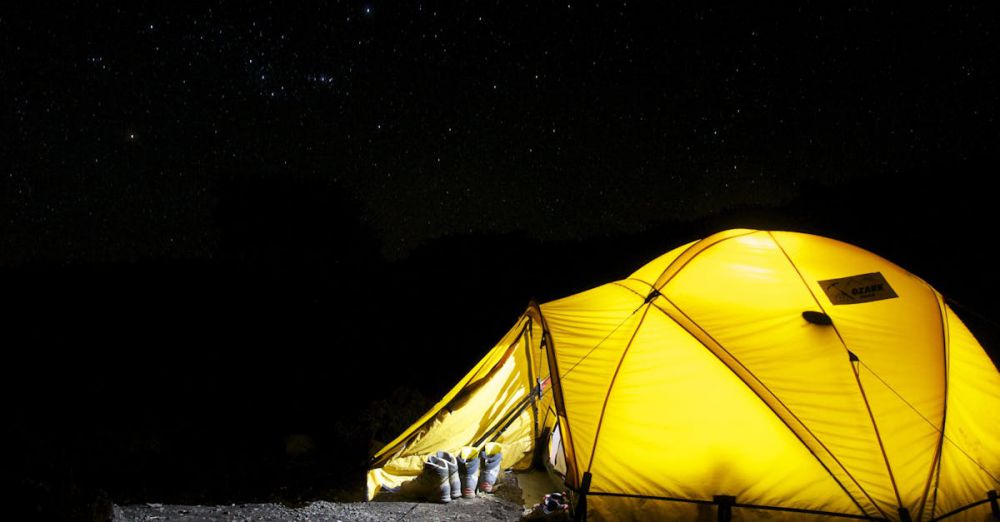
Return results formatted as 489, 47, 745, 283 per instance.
113, 473, 529, 522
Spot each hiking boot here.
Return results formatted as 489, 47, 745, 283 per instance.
399, 455, 452, 503
435, 450, 461, 500
524, 491, 571, 520
478, 442, 503, 493
457, 446, 480, 499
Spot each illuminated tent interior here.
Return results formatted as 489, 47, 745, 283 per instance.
367, 229, 1000, 521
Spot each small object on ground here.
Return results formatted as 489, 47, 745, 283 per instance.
399, 454, 452, 503
434, 450, 462, 500
523, 491, 570, 520
478, 442, 503, 493
457, 446, 480, 499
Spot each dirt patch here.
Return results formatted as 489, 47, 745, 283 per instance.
113, 497, 523, 522
114, 473, 528, 522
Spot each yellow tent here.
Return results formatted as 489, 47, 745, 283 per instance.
367, 229, 1000, 521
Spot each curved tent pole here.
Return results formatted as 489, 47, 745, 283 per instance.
528, 300, 582, 492
928, 490, 999, 521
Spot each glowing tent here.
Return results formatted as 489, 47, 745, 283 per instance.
367, 229, 1000, 521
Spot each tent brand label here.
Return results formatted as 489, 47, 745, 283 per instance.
819, 272, 898, 305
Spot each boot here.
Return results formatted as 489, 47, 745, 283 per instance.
398, 455, 451, 503
524, 491, 571, 520
456, 446, 480, 499
478, 442, 503, 493
435, 450, 461, 500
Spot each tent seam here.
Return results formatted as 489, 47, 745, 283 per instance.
649, 296, 881, 519
929, 300, 951, 519
532, 301, 583, 490
767, 231, 907, 514
651, 229, 758, 292
849, 360, 905, 509
918, 292, 950, 521
523, 316, 539, 441
584, 304, 653, 472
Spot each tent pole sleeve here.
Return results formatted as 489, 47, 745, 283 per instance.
475, 389, 536, 447
485, 381, 548, 444
573, 471, 592, 522
531, 300, 582, 490
715, 495, 735, 522
523, 319, 539, 440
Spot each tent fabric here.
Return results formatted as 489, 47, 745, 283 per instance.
366, 311, 555, 497
366, 229, 999, 521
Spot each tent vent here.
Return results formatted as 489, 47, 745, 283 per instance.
802, 310, 833, 326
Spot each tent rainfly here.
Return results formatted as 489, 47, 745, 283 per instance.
367, 229, 1000, 521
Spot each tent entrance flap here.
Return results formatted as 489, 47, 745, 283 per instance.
365, 309, 556, 499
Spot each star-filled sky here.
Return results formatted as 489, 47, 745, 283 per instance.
2, 3, 997, 264
5, 6, 1000, 514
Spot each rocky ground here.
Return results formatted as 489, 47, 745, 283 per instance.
112, 497, 523, 522
113, 473, 541, 522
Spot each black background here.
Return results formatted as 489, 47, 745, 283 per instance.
3, 3, 998, 520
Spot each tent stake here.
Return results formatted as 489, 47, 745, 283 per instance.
715, 495, 735, 522
573, 472, 592, 522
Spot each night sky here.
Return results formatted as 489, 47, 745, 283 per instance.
5, 3, 996, 263
4, 3, 1000, 520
